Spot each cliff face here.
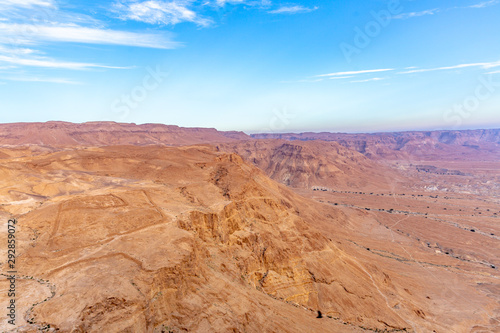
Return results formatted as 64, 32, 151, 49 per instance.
218, 140, 408, 191
0, 121, 250, 146
251, 129, 500, 160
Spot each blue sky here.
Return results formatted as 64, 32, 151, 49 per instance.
0, 0, 499, 133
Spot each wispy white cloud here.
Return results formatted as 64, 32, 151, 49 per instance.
0, 46, 40, 55
398, 61, 500, 74
329, 76, 354, 80
0, 0, 55, 7
316, 68, 393, 77
0, 0, 187, 81
0, 2, 180, 76
4, 76, 82, 84
0, 23, 179, 49
394, 8, 439, 20
114, 0, 212, 26
214, 0, 271, 7
280, 78, 324, 83
281, 75, 357, 83
394, 1, 498, 21
268, 5, 318, 14
0, 55, 130, 70
307, 60, 500, 84
350, 77, 384, 83
215, 0, 246, 6
469, 0, 499, 8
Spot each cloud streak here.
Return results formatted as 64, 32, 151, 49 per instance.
0, 0, 55, 7
350, 77, 384, 83
394, 1, 499, 21
114, 0, 212, 26
398, 61, 500, 74
215, 0, 246, 6
0, 46, 40, 55
316, 68, 394, 77
394, 8, 439, 20
469, 0, 499, 8
0, 2, 181, 77
329, 76, 353, 80
268, 5, 318, 14
4, 76, 82, 84
305, 60, 500, 84
0, 55, 130, 70
0, 23, 179, 49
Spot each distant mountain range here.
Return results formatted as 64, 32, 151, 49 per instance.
0, 121, 249, 146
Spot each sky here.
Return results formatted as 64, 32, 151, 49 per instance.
0, 0, 499, 133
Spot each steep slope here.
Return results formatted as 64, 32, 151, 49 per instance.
218, 140, 409, 191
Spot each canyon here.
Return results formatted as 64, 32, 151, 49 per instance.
0, 122, 498, 332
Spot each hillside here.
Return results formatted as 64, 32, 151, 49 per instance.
218, 140, 409, 191
0, 123, 499, 332
2, 145, 498, 332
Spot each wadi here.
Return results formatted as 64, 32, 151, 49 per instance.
0, 122, 499, 332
